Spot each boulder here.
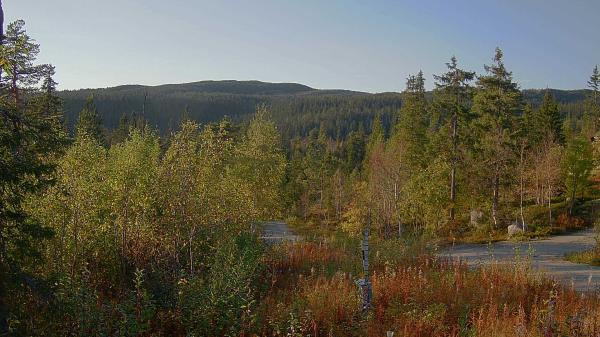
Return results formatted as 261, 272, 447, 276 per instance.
507, 224, 524, 238
470, 210, 484, 227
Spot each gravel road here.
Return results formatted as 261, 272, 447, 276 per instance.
260, 221, 301, 244
440, 228, 600, 292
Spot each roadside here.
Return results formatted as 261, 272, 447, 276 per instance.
440, 228, 600, 292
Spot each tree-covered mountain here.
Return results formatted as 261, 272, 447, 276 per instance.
59, 80, 590, 142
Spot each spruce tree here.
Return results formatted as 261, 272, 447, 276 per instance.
366, 113, 385, 156
534, 90, 564, 145
472, 48, 522, 227
588, 65, 599, 98
394, 71, 429, 168
563, 137, 593, 215
76, 94, 104, 143
433, 56, 475, 220
110, 113, 131, 145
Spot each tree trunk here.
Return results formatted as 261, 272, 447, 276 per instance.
548, 184, 552, 225
492, 170, 500, 228
570, 177, 577, 216
394, 182, 402, 237
519, 143, 525, 229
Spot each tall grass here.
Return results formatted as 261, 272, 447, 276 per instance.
259, 239, 600, 337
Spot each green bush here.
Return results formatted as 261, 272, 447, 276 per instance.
53, 268, 155, 336
178, 233, 265, 336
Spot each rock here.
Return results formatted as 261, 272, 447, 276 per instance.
507, 224, 524, 238
470, 210, 483, 227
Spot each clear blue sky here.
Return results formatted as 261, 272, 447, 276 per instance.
6, 0, 600, 92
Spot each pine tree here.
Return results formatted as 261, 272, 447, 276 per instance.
582, 66, 600, 139
472, 48, 522, 227
76, 95, 104, 143
0, 20, 66, 332
433, 56, 475, 220
3, 20, 44, 106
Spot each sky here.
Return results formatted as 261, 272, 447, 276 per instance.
6, 0, 600, 92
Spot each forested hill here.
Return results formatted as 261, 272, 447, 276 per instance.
59, 80, 589, 141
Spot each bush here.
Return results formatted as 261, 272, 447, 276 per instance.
555, 213, 586, 231
52, 268, 156, 336
178, 233, 265, 336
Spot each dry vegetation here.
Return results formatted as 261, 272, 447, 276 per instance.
256, 239, 600, 337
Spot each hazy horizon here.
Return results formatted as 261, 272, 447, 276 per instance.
56, 78, 596, 94
8, 0, 600, 92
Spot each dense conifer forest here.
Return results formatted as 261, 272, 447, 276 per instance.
3, 10, 600, 337
58, 81, 591, 142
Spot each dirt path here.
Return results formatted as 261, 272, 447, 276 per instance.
260, 221, 300, 244
440, 228, 600, 292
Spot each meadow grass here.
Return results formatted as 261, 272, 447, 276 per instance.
257, 235, 600, 337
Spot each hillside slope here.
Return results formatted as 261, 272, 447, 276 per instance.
59, 80, 590, 141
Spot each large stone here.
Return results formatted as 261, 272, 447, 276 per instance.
507, 224, 525, 238
470, 210, 483, 227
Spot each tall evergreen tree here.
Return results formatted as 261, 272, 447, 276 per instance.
3, 20, 44, 106
588, 65, 599, 100
110, 113, 131, 145
76, 95, 104, 143
582, 65, 600, 139
472, 48, 522, 227
0, 20, 65, 332
394, 71, 429, 168
345, 126, 366, 172
563, 137, 593, 215
534, 90, 564, 145
366, 113, 385, 156
433, 56, 475, 221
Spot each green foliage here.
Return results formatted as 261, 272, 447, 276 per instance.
562, 137, 594, 214
107, 127, 160, 268
399, 157, 451, 234
75, 95, 104, 144
235, 105, 287, 219
6, 17, 600, 336
28, 134, 109, 276
0, 19, 67, 332
534, 91, 564, 145
432, 56, 475, 221
396, 71, 429, 168
582, 66, 600, 138
53, 268, 155, 336
178, 233, 265, 336
471, 48, 523, 226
